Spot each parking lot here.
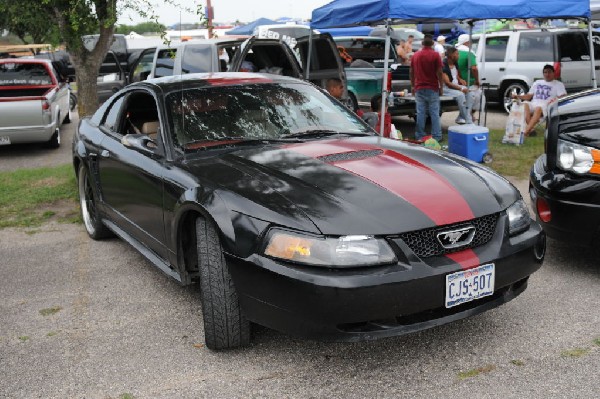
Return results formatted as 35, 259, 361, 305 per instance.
1, 110, 599, 398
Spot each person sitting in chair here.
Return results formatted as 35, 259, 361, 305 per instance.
512, 64, 566, 136
441, 47, 473, 125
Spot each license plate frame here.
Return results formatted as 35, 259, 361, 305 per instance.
445, 263, 495, 308
0, 136, 10, 146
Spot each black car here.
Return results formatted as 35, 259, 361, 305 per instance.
530, 89, 600, 246
73, 72, 545, 350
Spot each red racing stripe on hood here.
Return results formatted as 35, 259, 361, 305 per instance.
287, 139, 480, 270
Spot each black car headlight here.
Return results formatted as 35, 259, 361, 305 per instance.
263, 229, 397, 268
557, 139, 600, 175
506, 199, 530, 236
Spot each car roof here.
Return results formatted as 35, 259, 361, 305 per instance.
472, 27, 589, 38
154, 38, 245, 51
136, 72, 308, 92
334, 36, 385, 41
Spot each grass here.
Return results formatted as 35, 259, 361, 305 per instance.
510, 359, 525, 366
18, 336, 29, 342
485, 128, 545, 180
39, 306, 62, 316
458, 364, 496, 379
593, 338, 600, 347
0, 164, 79, 229
561, 348, 590, 358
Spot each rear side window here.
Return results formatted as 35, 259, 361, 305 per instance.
558, 32, 589, 61
181, 45, 213, 74
155, 49, 176, 78
0, 63, 52, 86
517, 33, 554, 62
594, 33, 600, 60
335, 39, 396, 67
485, 36, 509, 62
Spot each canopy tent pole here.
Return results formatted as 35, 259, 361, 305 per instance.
379, 19, 391, 136
306, 29, 313, 80
587, 20, 597, 89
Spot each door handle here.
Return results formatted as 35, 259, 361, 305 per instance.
100, 150, 110, 158
499, 68, 505, 71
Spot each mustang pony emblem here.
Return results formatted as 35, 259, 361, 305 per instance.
437, 227, 476, 249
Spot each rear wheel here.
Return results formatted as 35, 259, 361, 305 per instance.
503, 82, 527, 113
196, 217, 250, 350
64, 107, 72, 124
45, 127, 60, 149
78, 164, 112, 239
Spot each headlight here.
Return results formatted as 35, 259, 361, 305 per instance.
506, 199, 531, 236
263, 229, 397, 268
557, 139, 600, 174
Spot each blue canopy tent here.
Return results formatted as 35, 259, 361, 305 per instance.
225, 18, 281, 36
318, 26, 374, 37
310, 0, 594, 134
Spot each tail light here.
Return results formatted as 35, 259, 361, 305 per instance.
41, 100, 50, 111
387, 71, 392, 92
553, 61, 561, 79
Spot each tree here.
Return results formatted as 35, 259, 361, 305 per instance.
0, 1, 59, 47
0, 0, 204, 117
115, 21, 166, 35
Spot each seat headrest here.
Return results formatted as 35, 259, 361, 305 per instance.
141, 121, 159, 135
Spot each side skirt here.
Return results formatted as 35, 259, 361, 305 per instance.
103, 219, 183, 284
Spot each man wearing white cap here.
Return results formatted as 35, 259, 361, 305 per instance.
434, 35, 446, 58
456, 33, 482, 122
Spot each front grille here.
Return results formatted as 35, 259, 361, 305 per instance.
396, 213, 499, 258
317, 149, 383, 163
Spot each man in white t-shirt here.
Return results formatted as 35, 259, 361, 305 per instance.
513, 64, 567, 136
434, 35, 446, 58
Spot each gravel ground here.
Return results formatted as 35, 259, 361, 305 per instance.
1, 107, 599, 398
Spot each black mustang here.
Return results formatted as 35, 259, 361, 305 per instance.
73, 73, 546, 350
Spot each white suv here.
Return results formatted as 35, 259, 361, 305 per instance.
472, 28, 600, 112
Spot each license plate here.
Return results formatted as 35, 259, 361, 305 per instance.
445, 263, 495, 308
0, 136, 10, 146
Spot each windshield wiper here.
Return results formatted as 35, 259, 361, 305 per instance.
184, 137, 302, 151
281, 129, 372, 139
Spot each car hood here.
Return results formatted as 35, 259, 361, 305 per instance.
188, 137, 519, 235
557, 90, 600, 149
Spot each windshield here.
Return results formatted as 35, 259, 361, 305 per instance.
166, 82, 372, 150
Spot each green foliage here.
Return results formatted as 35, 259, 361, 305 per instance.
0, 0, 58, 45
39, 306, 63, 316
0, 164, 79, 229
115, 21, 166, 35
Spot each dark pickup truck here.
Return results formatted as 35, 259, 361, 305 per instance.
333, 36, 457, 117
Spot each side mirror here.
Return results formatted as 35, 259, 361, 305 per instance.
121, 134, 157, 156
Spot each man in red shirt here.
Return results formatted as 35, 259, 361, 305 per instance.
409, 34, 444, 142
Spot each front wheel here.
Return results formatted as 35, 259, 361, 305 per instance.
503, 82, 527, 113
78, 164, 112, 239
196, 218, 250, 350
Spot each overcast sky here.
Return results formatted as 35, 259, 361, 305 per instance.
118, 0, 332, 26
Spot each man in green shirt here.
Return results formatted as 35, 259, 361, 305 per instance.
456, 34, 481, 121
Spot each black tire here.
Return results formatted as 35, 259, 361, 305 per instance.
78, 164, 112, 239
69, 93, 77, 112
45, 127, 60, 149
502, 82, 527, 113
196, 217, 250, 350
63, 107, 72, 124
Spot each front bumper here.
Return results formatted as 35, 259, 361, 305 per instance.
530, 155, 600, 246
228, 216, 544, 342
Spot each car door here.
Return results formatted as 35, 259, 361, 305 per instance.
295, 34, 347, 90
478, 34, 510, 91
95, 89, 169, 260
97, 51, 126, 103
128, 47, 157, 83
230, 37, 303, 77
558, 31, 600, 91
